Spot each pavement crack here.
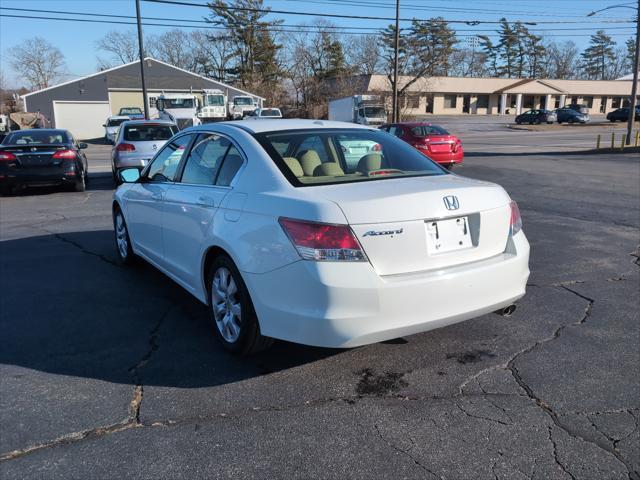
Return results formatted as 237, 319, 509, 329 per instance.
547, 426, 577, 480
373, 424, 442, 479
49, 230, 117, 266
454, 400, 511, 426
127, 306, 172, 424
0, 307, 171, 463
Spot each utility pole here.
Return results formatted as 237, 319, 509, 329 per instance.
135, 0, 150, 120
392, 0, 400, 123
588, 2, 639, 145
627, 0, 639, 145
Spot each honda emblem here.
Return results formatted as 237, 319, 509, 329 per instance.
443, 195, 460, 210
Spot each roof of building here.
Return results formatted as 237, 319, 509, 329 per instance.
22, 58, 265, 100
365, 75, 637, 96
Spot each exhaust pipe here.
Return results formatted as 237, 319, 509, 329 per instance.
495, 304, 517, 317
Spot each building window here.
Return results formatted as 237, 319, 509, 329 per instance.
425, 94, 434, 113
600, 96, 608, 113
583, 96, 594, 108
554, 96, 561, 108
523, 95, 535, 109
444, 95, 457, 109
476, 95, 489, 109
405, 96, 420, 109
612, 97, 622, 108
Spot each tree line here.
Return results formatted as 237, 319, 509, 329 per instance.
4, 0, 637, 116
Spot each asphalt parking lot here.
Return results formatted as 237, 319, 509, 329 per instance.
0, 121, 639, 479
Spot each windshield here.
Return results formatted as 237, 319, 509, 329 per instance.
120, 108, 142, 115
164, 98, 195, 109
4, 130, 68, 145
260, 109, 281, 117
107, 118, 128, 127
206, 95, 225, 106
410, 125, 449, 136
257, 129, 446, 186
233, 97, 254, 106
361, 106, 386, 118
124, 124, 177, 142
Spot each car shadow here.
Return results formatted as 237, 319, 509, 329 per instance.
0, 230, 340, 389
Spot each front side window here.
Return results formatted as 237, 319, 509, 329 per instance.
165, 98, 195, 109
180, 134, 230, 185
256, 129, 446, 186
145, 134, 192, 182
206, 95, 225, 106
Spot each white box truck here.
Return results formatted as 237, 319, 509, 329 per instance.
197, 89, 227, 123
328, 95, 387, 125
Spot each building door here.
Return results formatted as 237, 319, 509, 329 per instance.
425, 95, 434, 114
462, 95, 471, 113
53, 101, 111, 140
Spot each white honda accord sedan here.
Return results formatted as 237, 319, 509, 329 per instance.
113, 119, 529, 354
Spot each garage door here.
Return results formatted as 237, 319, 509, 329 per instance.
53, 101, 111, 140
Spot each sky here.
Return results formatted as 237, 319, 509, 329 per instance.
0, 0, 637, 88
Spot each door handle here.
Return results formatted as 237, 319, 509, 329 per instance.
196, 196, 215, 207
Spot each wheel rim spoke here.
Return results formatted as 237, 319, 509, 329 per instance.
211, 266, 242, 343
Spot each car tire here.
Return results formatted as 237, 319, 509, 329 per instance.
74, 172, 86, 192
207, 255, 273, 355
113, 208, 135, 265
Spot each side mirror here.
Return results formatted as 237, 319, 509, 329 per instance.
78, 142, 88, 149
119, 168, 140, 183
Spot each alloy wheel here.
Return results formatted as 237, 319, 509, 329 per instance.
115, 212, 129, 260
211, 267, 242, 343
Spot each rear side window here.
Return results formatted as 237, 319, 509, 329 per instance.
180, 134, 230, 185
216, 145, 243, 186
410, 125, 448, 136
124, 124, 177, 142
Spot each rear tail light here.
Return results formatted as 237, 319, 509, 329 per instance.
0, 151, 17, 162
372, 143, 382, 151
116, 143, 136, 152
452, 139, 461, 152
279, 217, 367, 262
509, 201, 522, 236
52, 149, 77, 159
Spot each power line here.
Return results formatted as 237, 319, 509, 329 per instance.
0, 13, 634, 38
2, 6, 634, 33
140, 0, 638, 24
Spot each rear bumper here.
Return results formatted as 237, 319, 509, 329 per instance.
244, 231, 530, 348
0, 169, 78, 187
113, 154, 152, 170
417, 147, 464, 164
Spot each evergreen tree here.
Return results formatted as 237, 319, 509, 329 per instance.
478, 35, 499, 77
625, 37, 636, 73
497, 18, 518, 77
580, 30, 616, 80
411, 17, 458, 76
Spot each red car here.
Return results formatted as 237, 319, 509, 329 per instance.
380, 122, 463, 168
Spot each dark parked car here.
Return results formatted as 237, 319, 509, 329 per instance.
515, 109, 557, 125
562, 104, 589, 115
555, 108, 590, 124
0, 129, 88, 194
606, 107, 640, 122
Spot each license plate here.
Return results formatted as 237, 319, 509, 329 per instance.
350, 147, 367, 154
425, 216, 472, 254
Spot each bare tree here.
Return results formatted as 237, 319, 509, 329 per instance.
95, 30, 139, 65
9, 37, 66, 90
449, 48, 488, 77
192, 31, 235, 81
147, 29, 198, 72
547, 41, 579, 79
345, 34, 381, 75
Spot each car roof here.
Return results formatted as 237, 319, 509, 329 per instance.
190, 119, 373, 134
385, 121, 434, 127
108, 115, 131, 120
6, 128, 68, 135
120, 119, 176, 126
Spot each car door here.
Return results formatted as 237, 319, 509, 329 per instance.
125, 133, 193, 264
161, 133, 244, 287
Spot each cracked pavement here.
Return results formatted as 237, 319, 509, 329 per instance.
0, 144, 638, 479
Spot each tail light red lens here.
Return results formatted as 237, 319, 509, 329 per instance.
116, 143, 136, 152
509, 201, 522, 236
0, 151, 17, 162
279, 217, 367, 261
52, 149, 77, 159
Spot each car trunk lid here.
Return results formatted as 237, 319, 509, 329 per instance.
416, 135, 457, 153
1, 144, 70, 168
315, 175, 512, 275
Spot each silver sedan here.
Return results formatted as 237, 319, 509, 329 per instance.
111, 120, 177, 183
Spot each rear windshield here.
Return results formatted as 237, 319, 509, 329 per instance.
410, 125, 448, 136
260, 109, 281, 117
256, 129, 446, 186
124, 124, 177, 142
120, 108, 142, 115
4, 131, 68, 145
107, 118, 128, 127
